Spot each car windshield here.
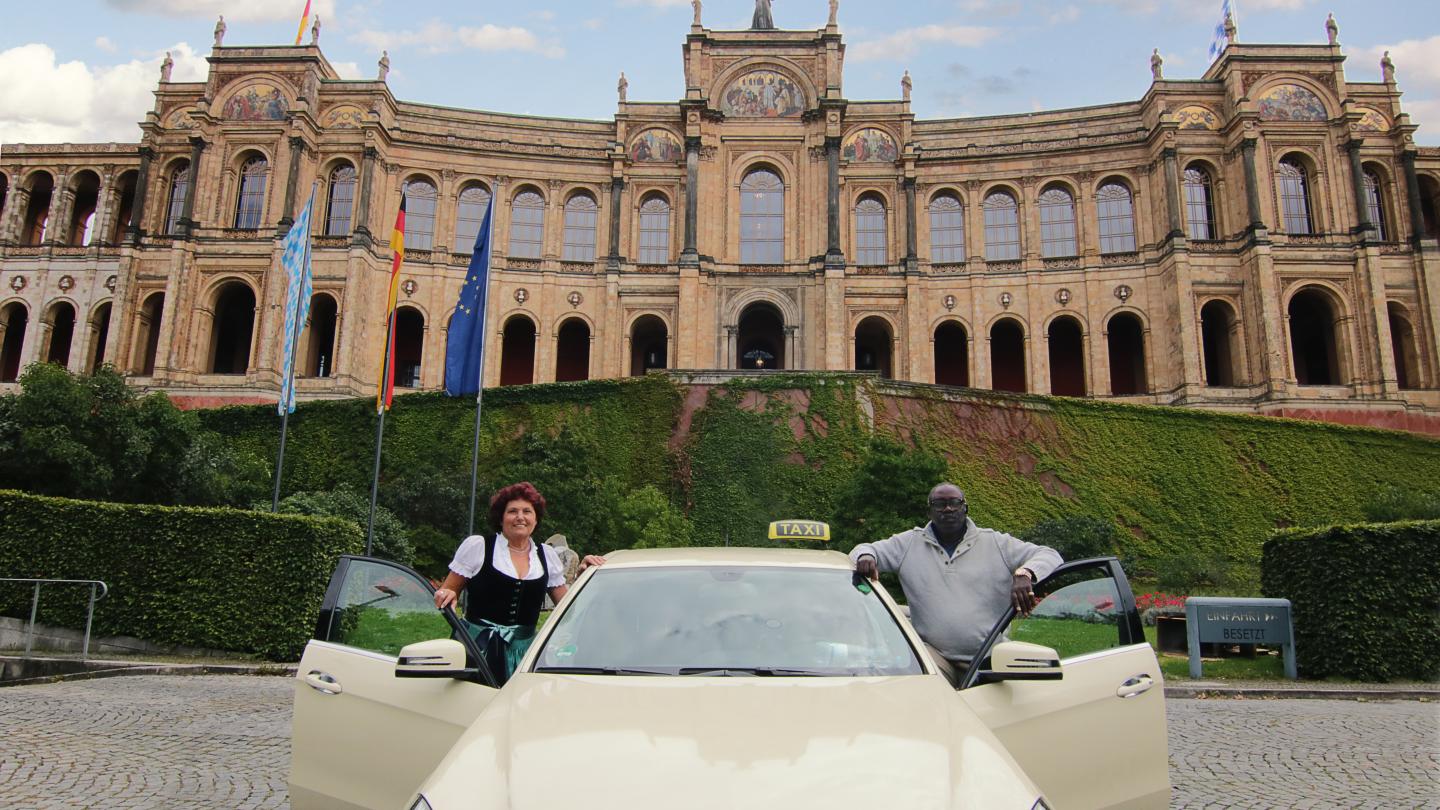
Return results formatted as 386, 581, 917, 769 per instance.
532, 566, 923, 676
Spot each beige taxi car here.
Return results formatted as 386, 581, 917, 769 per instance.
290, 531, 1169, 810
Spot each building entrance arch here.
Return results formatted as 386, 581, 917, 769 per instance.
737, 303, 785, 370
209, 282, 256, 375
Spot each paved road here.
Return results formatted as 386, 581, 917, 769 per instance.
0, 675, 1435, 809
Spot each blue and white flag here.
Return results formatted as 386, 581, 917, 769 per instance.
1208, 0, 1236, 63
277, 189, 316, 415
443, 196, 495, 398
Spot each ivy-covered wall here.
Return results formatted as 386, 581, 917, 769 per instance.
198, 373, 1440, 581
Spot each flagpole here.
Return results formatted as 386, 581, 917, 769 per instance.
272, 184, 317, 512
466, 195, 498, 537
366, 306, 398, 556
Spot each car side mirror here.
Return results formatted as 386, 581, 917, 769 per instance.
395, 639, 476, 680
975, 641, 1063, 684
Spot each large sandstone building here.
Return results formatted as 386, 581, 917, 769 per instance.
1, 10, 1438, 432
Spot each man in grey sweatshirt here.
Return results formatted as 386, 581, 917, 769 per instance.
850, 482, 1062, 684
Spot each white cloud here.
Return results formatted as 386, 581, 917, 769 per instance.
0, 42, 206, 145
352, 21, 564, 58
1048, 5, 1081, 24
331, 61, 363, 80
850, 25, 999, 62
94, 36, 118, 53
104, 0, 336, 23
1353, 35, 1440, 141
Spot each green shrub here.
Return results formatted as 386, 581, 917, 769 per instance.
1019, 515, 1125, 563
608, 485, 693, 549
0, 490, 361, 660
1361, 486, 1440, 522
1261, 520, 1440, 681
265, 485, 413, 566
832, 436, 947, 552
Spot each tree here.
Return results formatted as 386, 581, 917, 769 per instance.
606, 485, 693, 550
268, 485, 414, 565
831, 436, 948, 552
1020, 514, 1125, 562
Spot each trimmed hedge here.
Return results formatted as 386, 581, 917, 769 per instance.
0, 490, 362, 660
1262, 520, 1440, 681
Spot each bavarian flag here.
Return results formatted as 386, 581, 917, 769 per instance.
443, 195, 495, 397
277, 187, 315, 415
378, 196, 405, 412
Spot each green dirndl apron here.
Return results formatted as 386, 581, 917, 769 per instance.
460, 617, 537, 684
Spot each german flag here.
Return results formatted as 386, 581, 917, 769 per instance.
378, 196, 405, 412
295, 0, 313, 45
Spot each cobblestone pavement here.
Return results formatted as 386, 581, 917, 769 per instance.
1168, 697, 1440, 809
0, 675, 1436, 809
0, 675, 292, 810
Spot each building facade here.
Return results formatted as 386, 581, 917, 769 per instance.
2, 13, 1439, 429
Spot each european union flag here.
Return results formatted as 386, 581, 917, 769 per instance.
444, 196, 495, 397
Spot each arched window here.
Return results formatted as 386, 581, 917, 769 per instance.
1288, 289, 1341, 385
1201, 300, 1240, 387
454, 184, 492, 252
234, 156, 269, 229
983, 192, 1020, 262
1363, 170, 1388, 241
1389, 302, 1420, 390
555, 318, 591, 382
562, 193, 598, 262
1107, 313, 1147, 395
1048, 317, 1086, 397
1097, 183, 1137, 254
933, 321, 969, 387
209, 282, 256, 374
0, 302, 29, 382
500, 315, 537, 385
1277, 158, 1313, 235
394, 308, 425, 388
855, 196, 888, 266
740, 170, 785, 264
1038, 187, 1078, 258
21, 173, 54, 245
509, 190, 545, 259
990, 318, 1026, 393
854, 316, 893, 378
929, 194, 965, 263
44, 302, 77, 367
631, 315, 669, 376
165, 162, 190, 235
325, 165, 357, 236
403, 180, 437, 252
1183, 167, 1216, 240
638, 195, 671, 265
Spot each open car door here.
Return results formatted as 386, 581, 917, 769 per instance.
290, 556, 499, 810
957, 558, 1171, 810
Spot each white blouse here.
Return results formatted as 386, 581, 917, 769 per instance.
449, 534, 566, 588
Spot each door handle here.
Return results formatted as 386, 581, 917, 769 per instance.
1116, 674, 1153, 699
305, 670, 343, 695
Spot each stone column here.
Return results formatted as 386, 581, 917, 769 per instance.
126, 147, 155, 244
178, 137, 207, 239
681, 136, 700, 264
353, 147, 378, 245
1241, 139, 1265, 232
1162, 148, 1184, 240
1, 187, 29, 245
1401, 150, 1426, 246
277, 135, 306, 236
1345, 140, 1374, 240
45, 172, 71, 246
607, 176, 625, 264
904, 177, 918, 265
826, 136, 843, 264
92, 172, 116, 249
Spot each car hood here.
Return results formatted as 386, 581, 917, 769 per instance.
416, 673, 1040, 810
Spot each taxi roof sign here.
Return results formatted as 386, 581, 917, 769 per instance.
768, 520, 831, 542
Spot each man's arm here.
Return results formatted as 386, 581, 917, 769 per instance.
849, 532, 913, 580
997, 534, 1063, 583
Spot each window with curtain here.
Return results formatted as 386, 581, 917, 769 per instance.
1038, 187, 1078, 257
1363, 170, 1388, 240
510, 190, 545, 258
638, 195, 671, 265
983, 192, 1020, 261
929, 194, 965, 263
1277, 158, 1313, 235
1183, 167, 1215, 240
325, 165, 357, 236
403, 180, 437, 251
740, 170, 785, 264
1097, 183, 1137, 253
454, 185, 492, 252
855, 196, 888, 266
165, 161, 190, 235
234, 156, 269, 229
562, 194, 598, 262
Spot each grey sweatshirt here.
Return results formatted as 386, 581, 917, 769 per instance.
850, 518, 1062, 664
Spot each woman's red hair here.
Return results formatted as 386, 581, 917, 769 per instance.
488, 482, 547, 532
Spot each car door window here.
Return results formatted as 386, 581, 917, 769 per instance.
1008, 567, 1125, 659
321, 559, 449, 656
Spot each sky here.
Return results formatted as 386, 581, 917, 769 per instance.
1, 0, 1437, 146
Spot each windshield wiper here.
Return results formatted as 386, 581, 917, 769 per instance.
532, 665, 676, 676
676, 667, 825, 677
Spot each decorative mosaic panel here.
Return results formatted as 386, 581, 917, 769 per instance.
630, 129, 682, 163
1257, 84, 1326, 122
719, 70, 805, 118
1175, 106, 1220, 130
323, 105, 365, 129
1355, 108, 1389, 133
842, 128, 899, 162
222, 84, 289, 121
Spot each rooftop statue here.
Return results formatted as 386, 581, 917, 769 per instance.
752, 0, 774, 30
